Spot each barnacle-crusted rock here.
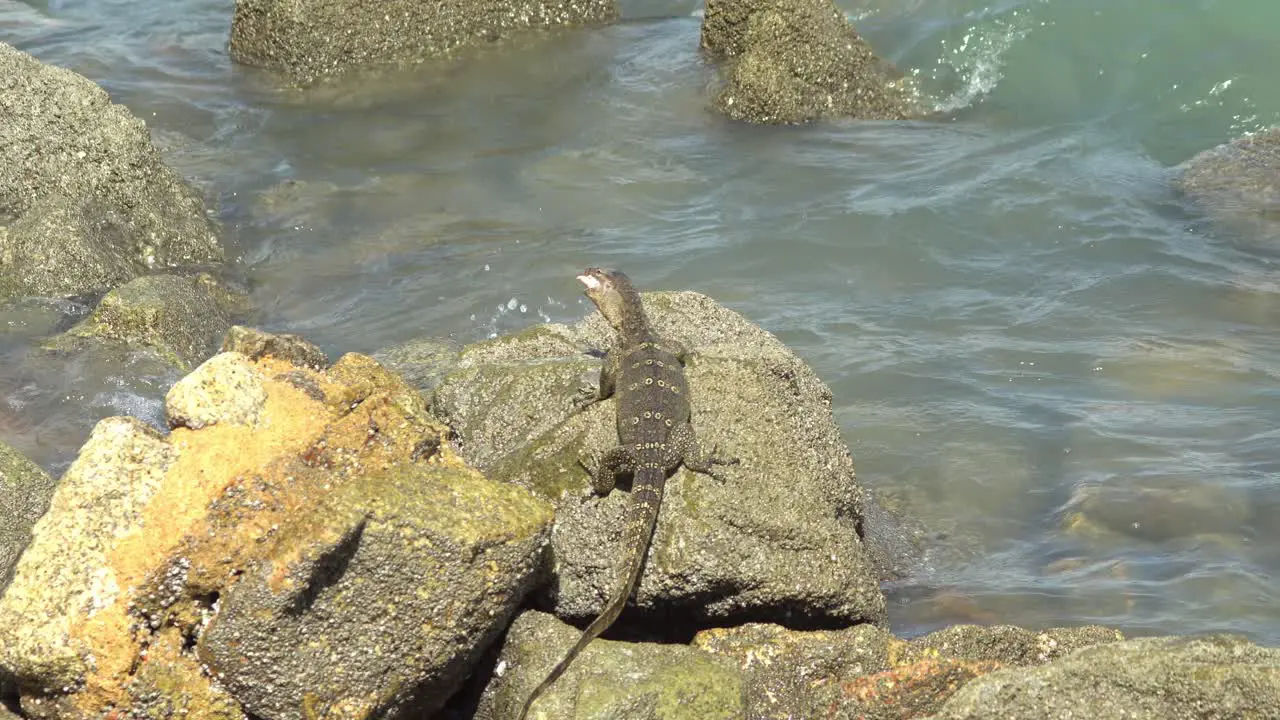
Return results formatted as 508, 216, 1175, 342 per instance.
229, 0, 618, 85
0, 441, 56, 595
1175, 127, 1280, 245
44, 274, 232, 370
700, 0, 923, 124
433, 291, 886, 630
0, 42, 221, 301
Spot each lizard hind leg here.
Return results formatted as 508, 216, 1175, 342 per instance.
581, 445, 637, 496
666, 422, 739, 481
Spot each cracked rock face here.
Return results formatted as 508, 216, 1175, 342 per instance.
433, 290, 886, 631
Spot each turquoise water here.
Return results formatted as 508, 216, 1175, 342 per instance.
3, 0, 1279, 643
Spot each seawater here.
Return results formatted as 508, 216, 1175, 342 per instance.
3, 0, 1279, 643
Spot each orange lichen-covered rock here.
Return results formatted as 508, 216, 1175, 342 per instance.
0, 334, 551, 720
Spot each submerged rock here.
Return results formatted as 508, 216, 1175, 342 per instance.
930, 634, 1280, 719
0, 442, 57, 595
229, 0, 618, 85
0, 330, 548, 719
478, 610, 746, 719
43, 274, 233, 370
700, 0, 923, 124
0, 42, 221, 301
1175, 127, 1280, 245
433, 290, 885, 631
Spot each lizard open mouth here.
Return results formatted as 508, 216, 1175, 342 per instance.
577, 271, 603, 290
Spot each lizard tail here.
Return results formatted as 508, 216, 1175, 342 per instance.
516, 468, 665, 720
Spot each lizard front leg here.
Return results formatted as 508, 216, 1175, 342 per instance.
572, 351, 619, 410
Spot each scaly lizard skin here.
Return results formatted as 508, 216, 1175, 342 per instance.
516, 268, 735, 719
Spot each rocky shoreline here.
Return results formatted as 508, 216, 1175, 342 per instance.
4, 0, 1280, 718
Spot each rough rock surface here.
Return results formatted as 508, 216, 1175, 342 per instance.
433, 290, 885, 629
229, 0, 619, 85
0, 332, 544, 719
700, 0, 922, 124
0, 417, 177, 716
930, 634, 1280, 719
0, 442, 57, 595
222, 325, 328, 370
44, 274, 231, 370
477, 610, 745, 719
1175, 126, 1280, 244
693, 622, 1122, 719
0, 42, 221, 300
165, 352, 268, 430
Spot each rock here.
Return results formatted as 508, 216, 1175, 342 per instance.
229, 0, 618, 85
222, 325, 328, 370
700, 0, 923, 124
930, 634, 1280, 719
1175, 127, 1280, 244
0, 346, 499, 718
0, 417, 177, 709
693, 622, 1122, 719
165, 352, 268, 430
477, 610, 745, 719
1062, 477, 1252, 544
199, 462, 550, 720
433, 290, 885, 630
373, 336, 460, 397
0, 42, 221, 300
44, 274, 231, 370
0, 442, 57, 595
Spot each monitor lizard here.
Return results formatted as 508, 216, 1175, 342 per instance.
516, 267, 736, 719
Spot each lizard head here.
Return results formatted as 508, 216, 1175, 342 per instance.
577, 267, 638, 331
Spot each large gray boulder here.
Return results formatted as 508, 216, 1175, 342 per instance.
229, 0, 618, 85
0, 442, 57, 596
0, 43, 222, 300
432, 290, 885, 630
929, 634, 1280, 719
1175, 127, 1280, 244
700, 0, 924, 124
